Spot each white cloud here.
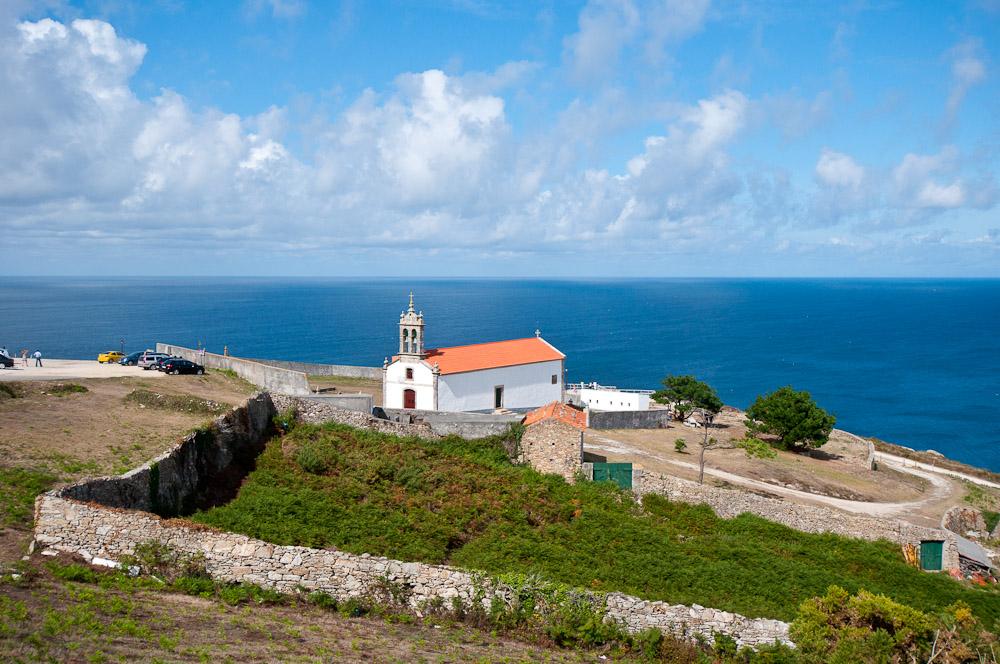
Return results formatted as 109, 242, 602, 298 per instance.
944, 38, 986, 125
815, 149, 864, 189
563, 0, 709, 83
915, 182, 965, 208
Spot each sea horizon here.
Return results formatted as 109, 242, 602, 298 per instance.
2, 276, 998, 471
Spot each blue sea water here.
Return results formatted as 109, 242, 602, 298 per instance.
1, 277, 998, 471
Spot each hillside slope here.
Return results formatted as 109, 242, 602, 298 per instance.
192, 422, 999, 625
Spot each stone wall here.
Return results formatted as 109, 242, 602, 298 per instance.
247, 358, 381, 380
32, 495, 790, 648
382, 409, 523, 438
301, 394, 374, 414
588, 409, 673, 430
59, 393, 276, 516
519, 420, 583, 481
157, 343, 311, 396
271, 395, 436, 439
634, 469, 961, 570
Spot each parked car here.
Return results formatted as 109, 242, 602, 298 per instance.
118, 351, 146, 366
97, 351, 124, 364
152, 356, 183, 371
138, 353, 170, 369
0, 351, 13, 368
161, 359, 205, 375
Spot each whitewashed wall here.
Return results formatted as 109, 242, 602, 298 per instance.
578, 388, 650, 412
438, 360, 562, 411
383, 360, 436, 410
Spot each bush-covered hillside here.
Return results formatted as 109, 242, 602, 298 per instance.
192, 422, 999, 624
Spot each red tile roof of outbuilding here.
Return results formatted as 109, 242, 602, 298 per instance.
424, 337, 564, 375
524, 401, 587, 430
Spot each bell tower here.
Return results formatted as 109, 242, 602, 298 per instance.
399, 292, 426, 359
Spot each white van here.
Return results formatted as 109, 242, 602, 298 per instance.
138, 352, 170, 369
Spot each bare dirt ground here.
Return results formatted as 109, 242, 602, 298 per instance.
1, 560, 599, 663
590, 409, 928, 502
586, 408, 993, 529
309, 374, 383, 406
0, 373, 255, 475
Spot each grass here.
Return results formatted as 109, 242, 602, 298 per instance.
45, 383, 89, 396
123, 389, 230, 416
192, 422, 1000, 626
0, 466, 58, 528
0, 384, 21, 400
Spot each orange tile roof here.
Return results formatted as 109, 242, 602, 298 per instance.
423, 337, 564, 375
524, 401, 587, 430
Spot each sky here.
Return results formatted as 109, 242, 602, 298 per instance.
0, 0, 998, 277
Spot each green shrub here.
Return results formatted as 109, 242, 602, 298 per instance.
46, 383, 88, 397
46, 562, 99, 584
0, 466, 58, 529
674, 438, 687, 453
735, 436, 778, 459
192, 423, 1000, 625
0, 384, 21, 400
123, 389, 228, 415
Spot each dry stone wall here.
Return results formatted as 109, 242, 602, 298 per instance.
271, 394, 436, 438
634, 469, 960, 570
60, 393, 276, 516
32, 495, 790, 648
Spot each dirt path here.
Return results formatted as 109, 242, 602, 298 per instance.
587, 433, 958, 520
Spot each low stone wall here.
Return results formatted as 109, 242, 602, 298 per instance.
59, 393, 276, 516
157, 344, 311, 396
248, 358, 381, 380
271, 395, 436, 439
301, 394, 374, 414
32, 495, 790, 648
634, 469, 960, 570
588, 409, 672, 430
382, 408, 523, 438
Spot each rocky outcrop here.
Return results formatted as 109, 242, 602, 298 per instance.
942, 506, 988, 539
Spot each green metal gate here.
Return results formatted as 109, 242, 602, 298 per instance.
591, 462, 633, 490
920, 540, 944, 571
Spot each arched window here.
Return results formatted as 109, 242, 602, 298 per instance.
403, 328, 409, 353
413, 329, 419, 352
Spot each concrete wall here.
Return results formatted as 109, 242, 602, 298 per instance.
573, 388, 650, 412
588, 409, 673, 430
248, 358, 380, 380
157, 344, 310, 396
438, 360, 562, 412
633, 468, 961, 571
59, 393, 276, 516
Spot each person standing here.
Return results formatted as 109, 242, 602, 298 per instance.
20, 349, 28, 367
33, 350, 42, 367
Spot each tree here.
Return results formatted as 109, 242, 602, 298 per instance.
652, 375, 723, 422
745, 386, 835, 451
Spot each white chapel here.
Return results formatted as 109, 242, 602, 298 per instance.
383, 294, 566, 412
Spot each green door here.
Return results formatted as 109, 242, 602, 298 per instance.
591, 463, 632, 490
920, 540, 944, 571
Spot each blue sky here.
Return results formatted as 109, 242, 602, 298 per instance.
1, 0, 997, 276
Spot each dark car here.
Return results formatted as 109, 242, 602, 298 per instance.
0, 352, 13, 369
161, 359, 205, 375
118, 351, 145, 366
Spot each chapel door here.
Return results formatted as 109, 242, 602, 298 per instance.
403, 389, 416, 409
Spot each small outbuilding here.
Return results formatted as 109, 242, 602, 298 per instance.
519, 401, 586, 481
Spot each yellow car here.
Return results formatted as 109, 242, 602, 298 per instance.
97, 351, 124, 364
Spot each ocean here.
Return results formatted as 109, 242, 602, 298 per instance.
1, 277, 998, 471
